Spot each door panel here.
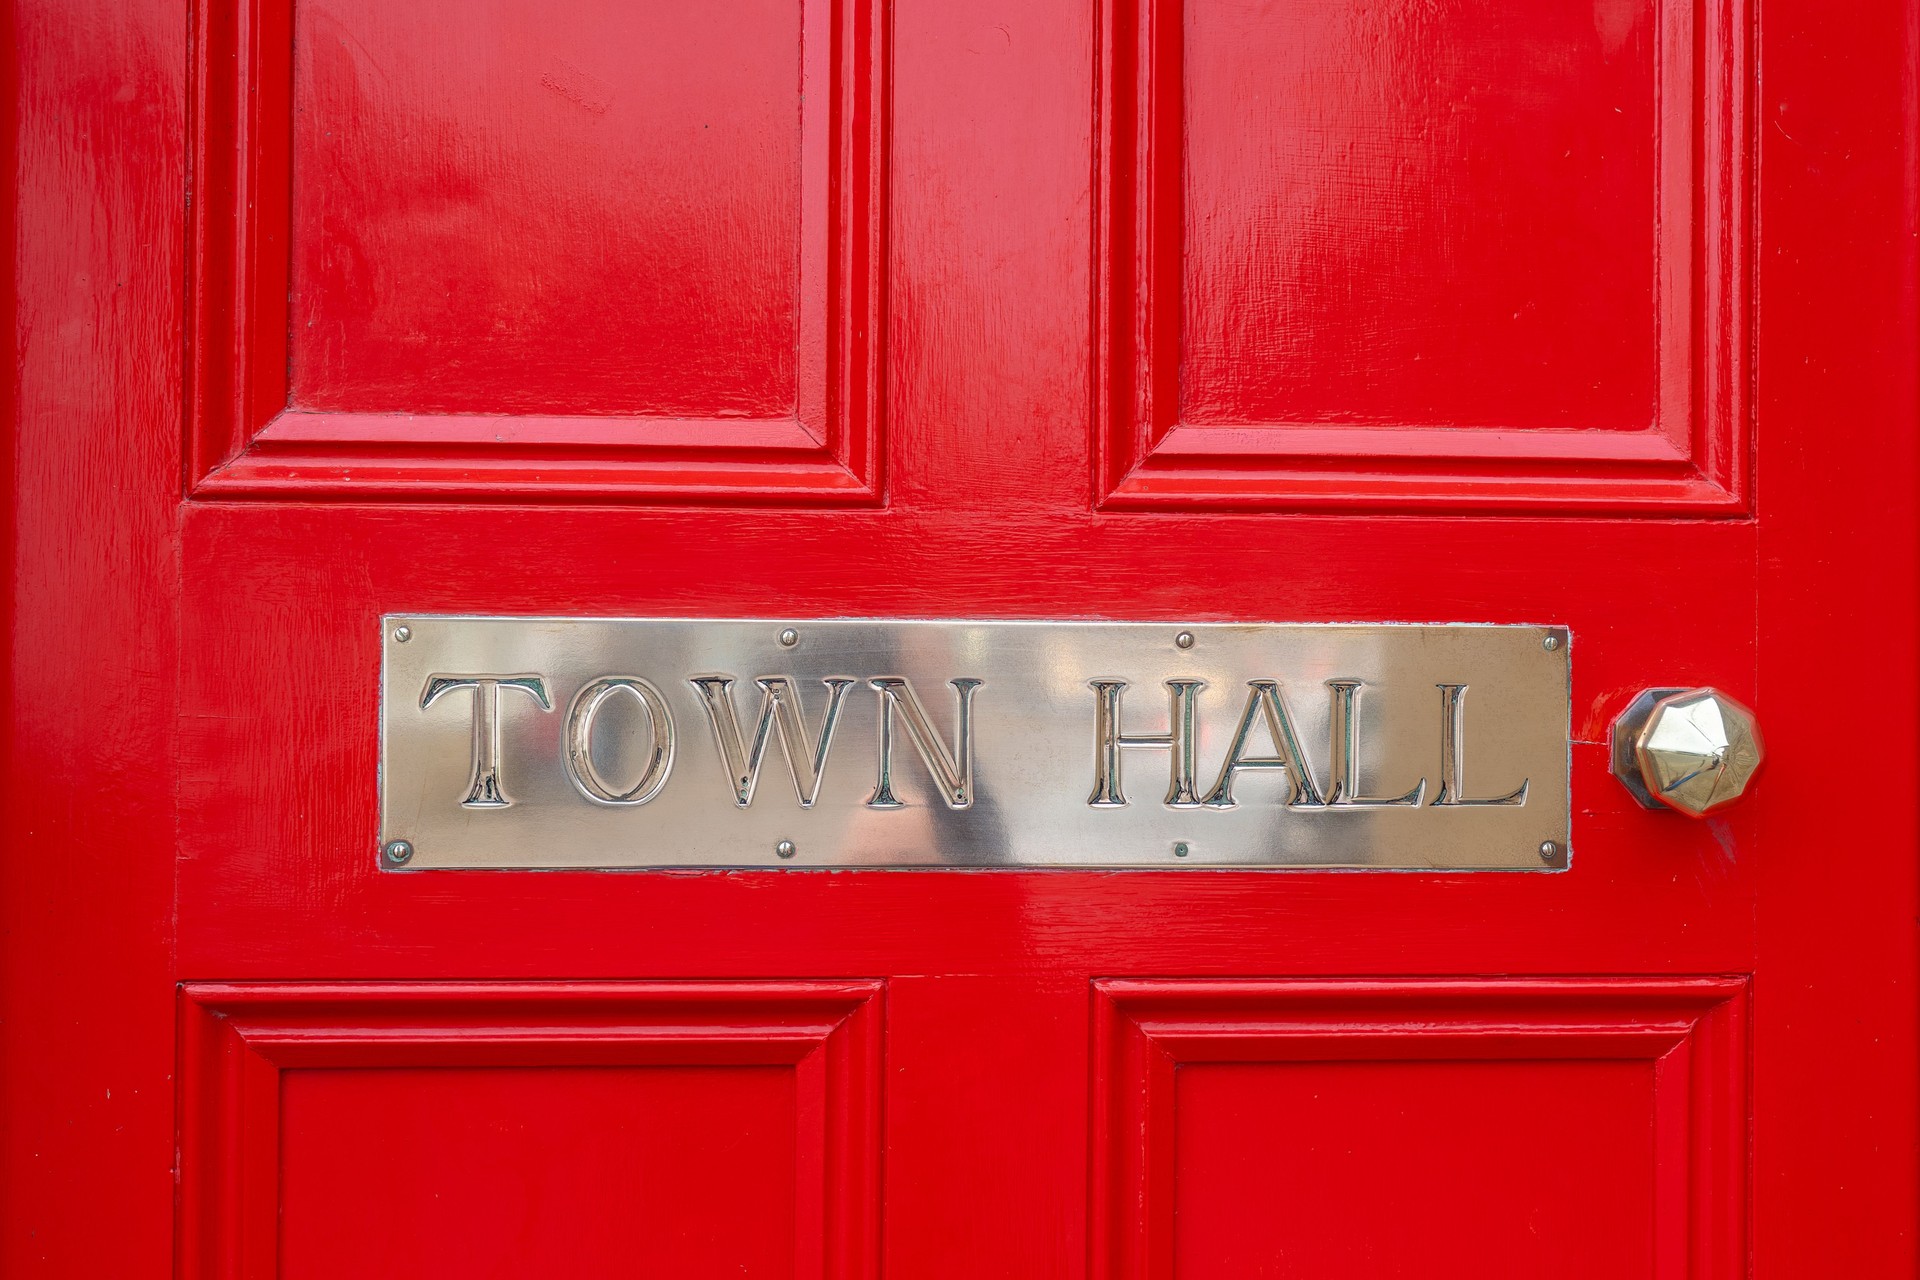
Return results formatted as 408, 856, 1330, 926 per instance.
1098, 0, 1748, 512
1174, 1061, 1657, 1273
281, 1067, 800, 1276
188, 0, 883, 501
1093, 979, 1747, 1277
7, 0, 1917, 1276
1176, 0, 1662, 432
178, 983, 882, 1278
290, 0, 807, 418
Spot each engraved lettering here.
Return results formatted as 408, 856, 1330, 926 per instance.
1202, 680, 1325, 809
1087, 679, 1205, 807
564, 676, 675, 806
419, 673, 552, 808
689, 675, 856, 808
1325, 679, 1426, 808
866, 677, 981, 810
1432, 683, 1529, 807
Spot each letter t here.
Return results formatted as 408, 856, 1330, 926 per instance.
420, 674, 552, 808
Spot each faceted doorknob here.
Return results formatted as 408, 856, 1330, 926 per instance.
1610, 688, 1765, 817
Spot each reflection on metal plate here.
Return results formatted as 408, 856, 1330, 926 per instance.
380, 617, 1571, 870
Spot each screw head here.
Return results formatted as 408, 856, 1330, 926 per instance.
391, 624, 412, 643
1175, 631, 1195, 650
1173, 841, 1190, 857
382, 839, 414, 866
1539, 840, 1560, 862
778, 628, 799, 648
776, 839, 797, 859
1542, 634, 1560, 651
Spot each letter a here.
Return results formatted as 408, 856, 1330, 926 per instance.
1202, 680, 1325, 809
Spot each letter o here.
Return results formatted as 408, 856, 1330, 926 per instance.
564, 677, 675, 806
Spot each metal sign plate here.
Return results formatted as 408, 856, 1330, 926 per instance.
380, 617, 1571, 870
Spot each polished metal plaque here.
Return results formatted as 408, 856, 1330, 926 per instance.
380, 618, 1570, 870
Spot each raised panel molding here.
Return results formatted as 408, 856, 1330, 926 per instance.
186, 0, 886, 504
1094, 0, 1751, 515
1090, 978, 1749, 1278
178, 981, 882, 1278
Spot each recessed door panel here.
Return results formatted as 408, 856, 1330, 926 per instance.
1093, 979, 1748, 1278
281, 1065, 798, 1277
290, 0, 805, 418
177, 982, 884, 1278
187, 0, 885, 501
1173, 1060, 1654, 1275
1180, 0, 1660, 433
1097, 0, 1749, 511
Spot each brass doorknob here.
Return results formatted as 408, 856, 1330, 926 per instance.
1610, 688, 1765, 817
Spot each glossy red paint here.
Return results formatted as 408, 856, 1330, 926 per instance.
5, 1, 1916, 1277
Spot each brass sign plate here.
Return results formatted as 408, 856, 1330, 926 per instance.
380, 618, 1571, 871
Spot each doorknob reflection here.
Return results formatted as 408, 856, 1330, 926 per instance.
1610, 688, 1765, 817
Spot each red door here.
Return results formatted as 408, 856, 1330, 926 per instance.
7, 0, 1917, 1275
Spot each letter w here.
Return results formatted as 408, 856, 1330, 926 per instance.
689, 675, 855, 808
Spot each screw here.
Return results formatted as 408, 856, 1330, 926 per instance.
1542, 634, 1560, 651
776, 840, 797, 859
1173, 841, 1190, 857
1538, 841, 1560, 862
382, 839, 414, 866
778, 628, 799, 647
1175, 631, 1195, 650
391, 624, 412, 643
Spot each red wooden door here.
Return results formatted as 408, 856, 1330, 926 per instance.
7, 0, 1917, 1275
